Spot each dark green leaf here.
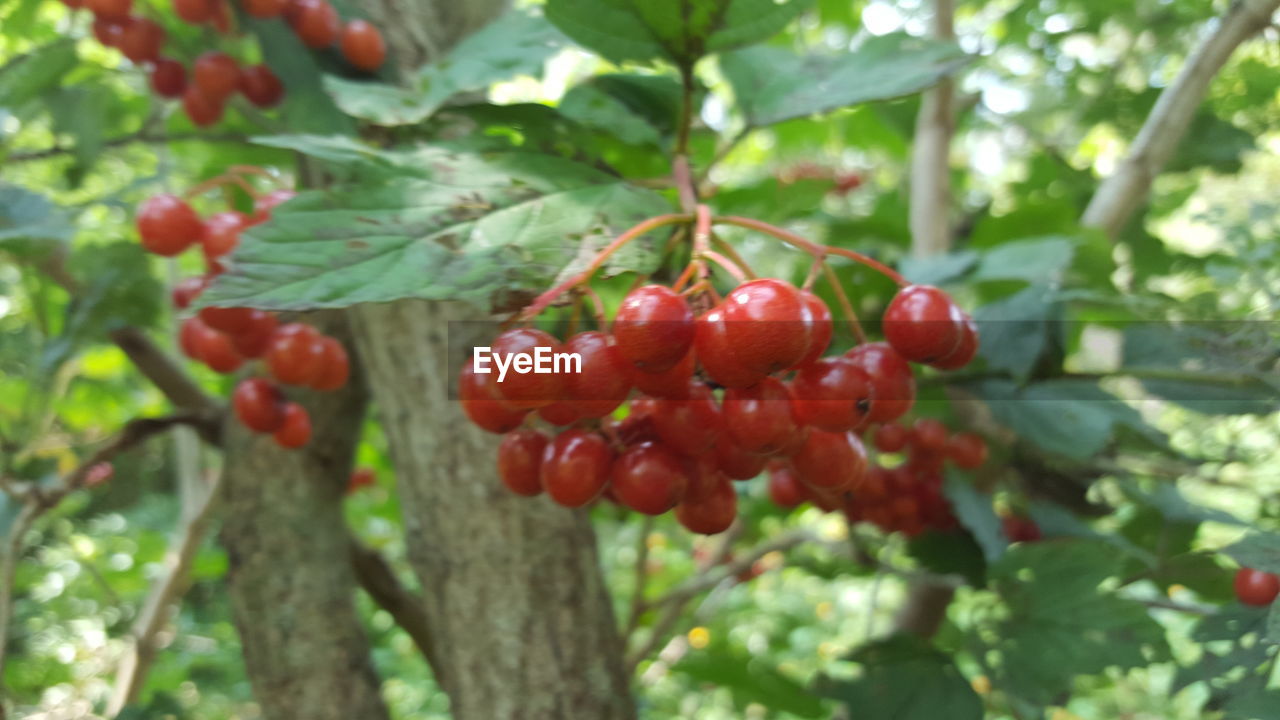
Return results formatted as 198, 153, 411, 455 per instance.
972, 236, 1076, 284
907, 529, 987, 587
943, 473, 1006, 563
559, 85, 664, 147
45, 85, 110, 173
1118, 479, 1245, 527
1224, 533, 1280, 575
0, 40, 77, 111
973, 286, 1055, 381
898, 250, 978, 286
0, 184, 74, 258
815, 634, 982, 720
246, 18, 354, 135
722, 34, 970, 126
674, 640, 827, 717
965, 379, 1134, 460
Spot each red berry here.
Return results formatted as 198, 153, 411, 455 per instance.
562, 331, 631, 418
722, 378, 800, 454
253, 189, 296, 221
340, 19, 386, 71
845, 342, 915, 423
171, 275, 209, 309
540, 429, 612, 508
882, 285, 965, 363
947, 432, 987, 469
486, 328, 566, 409
1002, 516, 1043, 544
238, 64, 285, 108
347, 467, 376, 493
199, 329, 243, 373
793, 430, 867, 491
87, 0, 130, 19
178, 316, 213, 360
291, 0, 340, 48
715, 439, 767, 480
458, 364, 526, 433
793, 290, 833, 368
200, 210, 245, 262
610, 442, 689, 515
272, 403, 312, 448
723, 278, 810, 373
150, 58, 187, 98
310, 336, 350, 391
767, 463, 807, 508
872, 423, 909, 453
648, 381, 723, 456
92, 17, 128, 46
193, 52, 240, 100
182, 86, 224, 127
233, 377, 286, 432
537, 402, 581, 426
199, 306, 256, 335
1234, 568, 1280, 607
790, 357, 875, 432
675, 475, 736, 534
931, 313, 979, 370
119, 18, 164, 63
498, 429, 548, 497
266, 322, 327, 385
173, 0, 216, 23
626, 348, 694, 399
614, 285, 694, 373
228, 311, 278, 359
137, 194, 202, 256
243, 0, 284, 17
910, 418, 949, 454
694, 305, 767, 389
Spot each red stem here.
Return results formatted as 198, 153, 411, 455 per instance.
821, 261, 867, 344
702, 251, 748, 284
713, 215, 907, 287
710, 233, 757, 280
579, 284, 610, 330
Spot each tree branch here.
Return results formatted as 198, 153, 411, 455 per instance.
348, 539, 440, 676
908, 0, 957, 258
109, 329, 222, 434
1080, 0, 1280, 238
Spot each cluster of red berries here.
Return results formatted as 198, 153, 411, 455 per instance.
66, 0, 386, 127
462, 276, 980, 535
1235, 567, 1280, 607
135, 186, 349, 449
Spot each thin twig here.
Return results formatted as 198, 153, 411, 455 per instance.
623, 517, 655, 639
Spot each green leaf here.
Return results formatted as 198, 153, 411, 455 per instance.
907, 529, 987, 587
815, 634, 982, 720
943, 473, 1006, 563
546, 0, 812, 66
973, 286, 1056, 381
558, 85, 664, 147
898, 250, 978, 286
245, 18, 354, 135
0, 184, 74, 258
201, 151, 672, 311
1026, 500, 1154, 565
721, 33, 970, 126
0, 40, 77, 111
966, 379, 1132, 460
674, 639, 827, 717
1122, 324, 1279, 415
1118, 479, 1246, 527
325, 10, 566, 126
45, 85, 110, 173
972, 236, 1076, 284
984, 540, 1169, 706
1223, 533, 1280, 575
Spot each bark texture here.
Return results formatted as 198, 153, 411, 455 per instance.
351, 301, 635, 720
220, 313, 388, 720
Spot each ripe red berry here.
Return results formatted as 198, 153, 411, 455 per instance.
171, 275, 209, 309
910, 418, 949, 454
845, 342, 915, 423
626, 348, 694, 399
722, 378, 800, 454
267, 323, 327, 385
458, 364, 527, 433
614, 285, 695, 373
91, 17, 128, 46
947, 432, 987, 469
1234, 568, 1280, 607
793, 430, 867, 491
562, 331, 631, 418
173, 0, 216, 23
714, 439, 767, 480
931, 313, 979, 370
537, 401, 580, 426
767, 463, 807, 508
790, 357, 875, 432
723, 278, 810, 373
233, 377, 286, 432
497, 429, 548, 497
271, 403, 312, 448
882, 285, 965, 363
243, 0, 285, 17
200, 210, 245, 261
540, 429, 612, 508
347, 467, 376, 493
310, 336, 350, 391
87, 0, 130, 19
149, 58, 187, 98
675, 475, 737, 535
228, 310, 278, 358
1002, 516, 1043, 544
199, 329, 244, 373
182, 86, 225, 127
487, 328, 566, 409
199, 306, 256, 335
872, 423, 909, 453
291, 0, 340, 48
648, 381, 723, 456
610, 442, 689, 515
178, 316, 213, 360
340, 19, 386, 71
238, 64, 285, 108
119, 18, 164, 63
193, 52, 240, 100
694, 305, 767, 389
137, 194, 202, 256
793, 290, 833, 368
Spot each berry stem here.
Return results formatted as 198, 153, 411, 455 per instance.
713, 215, 908, 287
183, 172, 260, 201
671, 259, 699, 294
579, 284, 610, 330
701, 250, 748, 284
710, 232, 757, 280
802, 256, 823, 291
519, 213, 692, 320
821, 260, 867, 344
692, 204, 713, 283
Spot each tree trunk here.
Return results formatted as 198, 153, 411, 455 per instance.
350, 300, 635, 719
220, 313, 389, 720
